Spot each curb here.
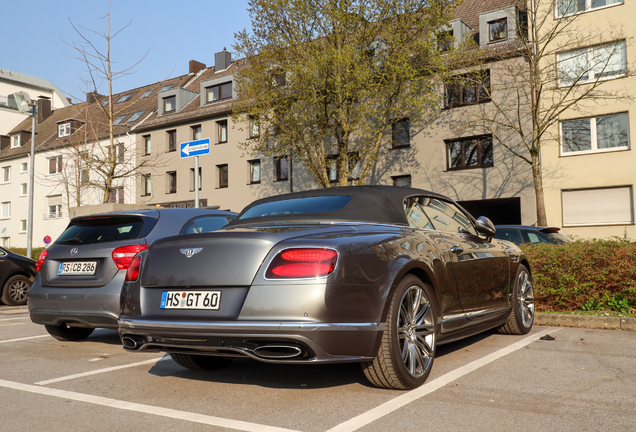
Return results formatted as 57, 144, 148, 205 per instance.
0, 305, 28, 316
535, 312, 636, 331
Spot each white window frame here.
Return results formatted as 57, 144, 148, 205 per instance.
20, 220, 27, 233
562, 186, 634, 226
560, 112, 630, 156
21, 162, 27, 173
1, 166, 10, 183
48, 156, 63, 174
1, 202, 10, 219
11, 135, 20, 148
556, 0, 623, 18
557, 41, 626, 87
58, 123, 71, 138
20, 183, 27, 196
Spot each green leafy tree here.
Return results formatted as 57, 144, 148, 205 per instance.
232, 0, 461, 188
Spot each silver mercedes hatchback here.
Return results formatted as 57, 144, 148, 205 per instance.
28, 208, 236, 341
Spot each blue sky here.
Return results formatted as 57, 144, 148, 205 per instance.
2, 0, 252, 103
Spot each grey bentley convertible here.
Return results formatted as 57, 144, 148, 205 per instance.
118, 186, 534, 390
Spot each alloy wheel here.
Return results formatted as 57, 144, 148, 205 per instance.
397, 284, 435, 378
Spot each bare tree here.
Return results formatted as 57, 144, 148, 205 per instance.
449, 0, 633, 226
63, 0, 151, 204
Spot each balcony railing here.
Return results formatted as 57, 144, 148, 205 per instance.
43, 211, 64, 220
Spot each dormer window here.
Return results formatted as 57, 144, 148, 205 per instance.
163, 95, 176, 113
488, 18, 508, 42
206, 82, 232, 103
58, 123, 71, 138
116, 93, 134, 103
438, 30, 454, 52
11, 135, 20, 148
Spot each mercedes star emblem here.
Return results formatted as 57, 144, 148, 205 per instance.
70, 247, 79, 255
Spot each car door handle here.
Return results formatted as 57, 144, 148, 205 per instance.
450, 246, 463, 254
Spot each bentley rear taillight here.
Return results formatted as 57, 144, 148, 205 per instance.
112, 244, 148, 270
125, 255, 142, 282
265, 248, 338, 279
35, 250, 48, 272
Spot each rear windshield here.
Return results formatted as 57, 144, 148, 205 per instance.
240, 196, 352, 220
56, 216, 151, 245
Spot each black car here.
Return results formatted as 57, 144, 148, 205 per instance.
119, 186, 534, 390
0, 247, 36, 306
494, 225, 572, 246
29, 208, 236, 341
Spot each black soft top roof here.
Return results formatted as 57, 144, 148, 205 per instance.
230, 185, 453, 226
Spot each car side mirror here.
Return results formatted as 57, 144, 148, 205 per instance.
475, 216, 496, 239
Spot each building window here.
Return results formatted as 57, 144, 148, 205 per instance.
107, 187, 125, 204
272, 70, 287, 87
143, 135, 151, 155
562, 186, 633, 226
11, 135, 20, 148
327, 153, 360, 183
49, 156, 63, 174
192, 125, 202, 140
116, 93, 134, 103
561, 112, 629, 155
488, 18, 508, 42
190, 167, 202, 191
163, 95, 176, 113
21, 162, 27, 172
160, 84, 173, 92
446, 135, 494, 170
2, 166, 10, 183
140, 89, 153, 98
1, 202, 10, 218
217, 120, 228, 143
1, 237, 9, 248
80, 169, 89, 186
445, 71, 491, 108
557, 41, 626, 86
217, 164, 229, 188
21, 183, 27, 196
113, 115, 127, 125
167, 171, 177, 194
20, 220, 26, 233
274, 157, 289, 181
127, 110, 146, 123
167, 130, 176, 152
58, 123, 71, 138
109, 143, 125, 163
248, 160, 261, 184
143, 174, 152, 196
206, 82, 232, 103
557, 0, 622, 17
249, 117, 260, 139
392, 175, 412, 188
392, 119, 410, 148
48, 204, 62, 218
438, 30, 454, 52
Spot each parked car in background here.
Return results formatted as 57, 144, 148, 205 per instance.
29, 208, 237, 341
494, 225, 572, 246
119, 186, 534, 390
0, 247, 35, 306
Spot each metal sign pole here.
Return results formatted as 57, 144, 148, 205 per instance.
26, 104, 36, 259
194, 155, 199, 208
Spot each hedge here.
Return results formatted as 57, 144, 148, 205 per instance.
7, 247, 47, 261
521, 239, 636, 314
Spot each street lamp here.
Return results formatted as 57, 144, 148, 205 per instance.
13, 91, 36, 259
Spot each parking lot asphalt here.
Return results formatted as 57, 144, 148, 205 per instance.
1, 306, 635, 432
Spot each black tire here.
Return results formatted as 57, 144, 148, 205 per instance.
498, 264, 534, 335
170, 353, 233, 371
45, 324, 95, 341
362, 275, 437, 390
1, 275, 32, 306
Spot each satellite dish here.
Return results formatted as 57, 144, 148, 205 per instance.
13, 91, 33, 114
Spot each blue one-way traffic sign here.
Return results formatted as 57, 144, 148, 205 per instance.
180, 138, 210, 158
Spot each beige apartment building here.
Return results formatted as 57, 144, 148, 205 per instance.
539, 0, 635, 240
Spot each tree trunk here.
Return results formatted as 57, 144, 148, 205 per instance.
531, 153, 548, 226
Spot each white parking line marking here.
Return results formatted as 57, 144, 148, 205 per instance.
0, 335, 49, 344
327, 328, 560, 432
35, 356, 171, 385
0, 317, 30, 321
0, 379, 300, 432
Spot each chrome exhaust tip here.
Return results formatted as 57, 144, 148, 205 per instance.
253, 345, 303, 359
122, 336, 143, 350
